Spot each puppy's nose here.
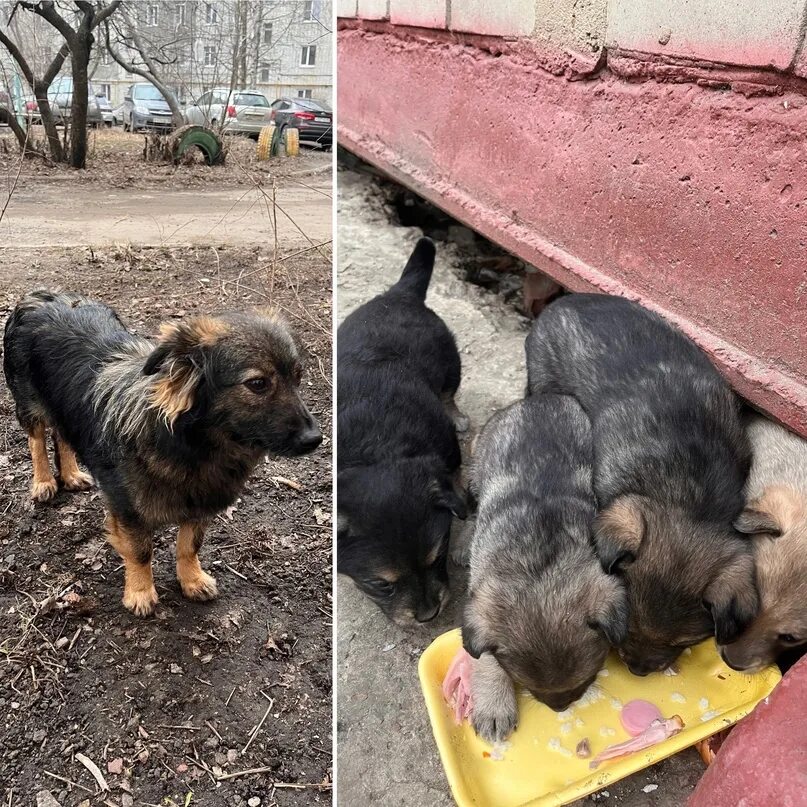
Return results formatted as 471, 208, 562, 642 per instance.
720, 649, 751, 672
415, 605, 440, 623
295, 424, 322, 454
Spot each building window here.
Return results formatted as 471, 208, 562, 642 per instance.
100, 50, 110, 65
100, 83, 112, 100
297, 89, 313, 99
263, 22, 273, 45
303, 1, 321, 20
300, 45, 316, 66
205, 3, 218, 24
177, 3, 186, 25
147, 4, 158, 25
204, 45, 217, 66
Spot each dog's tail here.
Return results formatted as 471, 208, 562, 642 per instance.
394, 237, 436, 301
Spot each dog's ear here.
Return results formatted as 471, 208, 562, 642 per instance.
733, 488, 797, 537
589, 574, 630, 646
593, 495, 646, 574
703, 553, 760, 645
432, 477, 468, 520
144, 318, 227, 428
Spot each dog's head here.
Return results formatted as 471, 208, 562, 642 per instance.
462, 547, 628, 711
594, 494, 759, 675
337, 458, 466, 625
143, 313, 321, 456
719, 486, 807, 671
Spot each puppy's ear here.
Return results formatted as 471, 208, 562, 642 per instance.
432, 478, 468, 520
590, 575, 629, 646
734, 488, 798, 537
703, 553, 759, 645
144, 317, 227, 429
593, 495, 646, 574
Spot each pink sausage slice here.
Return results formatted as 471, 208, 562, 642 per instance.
621, 699, 663, 736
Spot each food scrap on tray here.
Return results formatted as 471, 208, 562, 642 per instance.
589, 716, 685, 770
442, 647, 474, 724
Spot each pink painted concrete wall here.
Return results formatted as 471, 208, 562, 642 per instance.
337, 21, 807, 438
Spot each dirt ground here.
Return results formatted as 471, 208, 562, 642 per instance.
0, 128, 332, 248
335, 164, 705, 806
0, 136, 333, 805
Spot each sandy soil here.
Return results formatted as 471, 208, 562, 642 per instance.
335, 164, 705, 807
0, 128, 332, 248
0, 251, 333, 801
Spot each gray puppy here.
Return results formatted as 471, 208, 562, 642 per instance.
462, 394, 628, 742
526, 294, 757, 675
720, 415, 807, 671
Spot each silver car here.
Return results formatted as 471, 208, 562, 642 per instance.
123, 83, 175, 132
184, 89, 272, 137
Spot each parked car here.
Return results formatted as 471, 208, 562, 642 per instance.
269, 97, 332, 149
183, 88, 272, 137
48, 76, 104, 127
122, 83, 175, 132
13, 94, 62, 125
96, 93, 113, 127
111, 103, 125, 126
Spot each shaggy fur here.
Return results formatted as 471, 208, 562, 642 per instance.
4, 290, 321, 616
526, 293, 757, 675
720, 415, 807, 671
462, 394, 627, 740
337, 238, 467, 625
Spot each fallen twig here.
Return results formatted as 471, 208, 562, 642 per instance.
242, 699, 274, 754
75, 752, 109, 791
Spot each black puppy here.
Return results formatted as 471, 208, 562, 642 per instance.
4, 290, 321, 616
526, 293, 757, 674
337, 238, 467, 625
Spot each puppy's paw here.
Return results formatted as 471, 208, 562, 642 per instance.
122, 585, 159, 617
31, 477, 58, 502
62, 470, 94, 491
179, 569, 219, 601
471, 696, 519, 743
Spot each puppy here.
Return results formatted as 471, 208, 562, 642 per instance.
3, 290, 321, 616
526, 293, 757, 674
720, 415, 807, 671
337, 238, 467, 625
463, 394, 627, 740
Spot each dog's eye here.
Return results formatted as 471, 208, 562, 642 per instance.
368, 579, 395, 596
779, 633, 801, 645
244, 377, 269, 394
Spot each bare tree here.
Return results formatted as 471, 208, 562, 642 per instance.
15, 0, 121, 168
104, 2, 183, 127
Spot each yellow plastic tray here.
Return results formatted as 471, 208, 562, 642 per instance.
419, 629, 781, 807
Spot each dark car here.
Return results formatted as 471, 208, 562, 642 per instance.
122, 82, 175, 132
269, 97, 332, 149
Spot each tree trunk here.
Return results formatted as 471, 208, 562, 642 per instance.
33, 80, 64, 163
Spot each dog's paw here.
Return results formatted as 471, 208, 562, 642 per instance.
122, 585, 159, 617
62, 470, 94, 491
179, 569, 219, 601
471, 694, 519, 743
31, 477, 58, 502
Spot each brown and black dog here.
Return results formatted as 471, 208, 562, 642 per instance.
3, 290, 321, 616
720, 415, 807, 671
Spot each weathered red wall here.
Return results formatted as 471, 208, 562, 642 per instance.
338, 23, 807, 438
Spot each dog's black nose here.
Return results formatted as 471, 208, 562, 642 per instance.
295, 425, 322, 454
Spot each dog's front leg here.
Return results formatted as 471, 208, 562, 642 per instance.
176, 521, 218, 601
28, 422, 58, 502
55, 434, 94, 491
470, 652, 519, 743
105, 513, 158, 617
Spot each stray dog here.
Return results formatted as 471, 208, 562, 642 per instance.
526, 293, 757, 675
720, 415, 807, 672
4, 290, 321, 616
337, 238, 467, 625
463, 394, 627, 741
